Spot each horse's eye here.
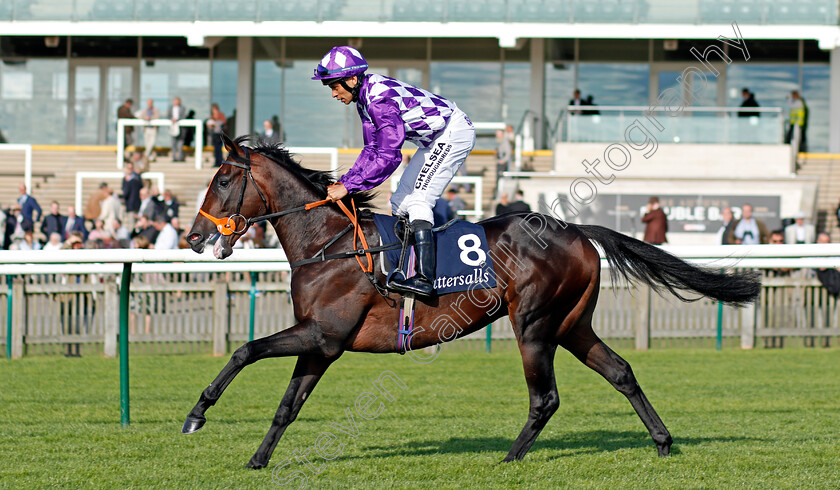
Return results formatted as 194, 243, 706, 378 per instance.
218, 179, 230, 189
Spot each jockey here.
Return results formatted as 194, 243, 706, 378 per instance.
314, 46, 476, 297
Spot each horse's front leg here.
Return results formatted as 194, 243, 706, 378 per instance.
247, 354, 337, 469
182, 320, 341, 434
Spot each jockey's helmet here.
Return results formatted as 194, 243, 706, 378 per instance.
312, 46, 368, 85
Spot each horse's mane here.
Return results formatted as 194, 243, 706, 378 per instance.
237, 136, 377, 210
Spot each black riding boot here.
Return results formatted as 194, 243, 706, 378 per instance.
388, 220, 436, 297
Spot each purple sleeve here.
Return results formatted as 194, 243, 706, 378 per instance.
339, 99, 405, 193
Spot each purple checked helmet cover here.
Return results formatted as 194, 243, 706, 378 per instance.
312, 46, 369, 81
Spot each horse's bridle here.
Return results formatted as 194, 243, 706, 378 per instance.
198, 148, 330, 236
197, 145, 397, 300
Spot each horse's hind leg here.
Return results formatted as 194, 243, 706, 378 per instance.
504, 341, 560, 462
247, 355, 336, 469
562, 326, 673, 456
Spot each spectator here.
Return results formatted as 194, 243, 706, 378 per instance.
767, 230, 792, 277
784, 90, 808, 152
729, 204, 769, 245
507, 190, 531, 213
87, 219, 109, 245
569, 89, 584, 115
117, 98, 136, 162
495, 129, 512, 196
738, 88, 760, 118
717, 207, 737, 245
41, 201, 66, 241
207, 103, 227, 167
260, 119, 280, 143
161, 189, 179, 222
6, 204, 32, 248
62, 232, 85, 250
11, 225, 41, 251
182, 109, 197, 148
0, 206, 5, 249
815, 232, 840, 295
65, 206, 88, 241
445, 188, 466, 220
812, 232, 837, 347
642, 196, 668, 245
3, 204, 21, 249
98, 186, 123, 235
170, 217, 183, 237
138, 187, 159, 222
131, 214, 159, 244
18, 183, 42, 224
495, 193, 511, 216
84, 182, 110, 226
153, 216, 179, 250
784, 211, 816, 244
168, 96, 187, 162
43, 232, 63, 251
582, 95, 600, 116
112, 218, 131, 247
122, 162, 143, 222
136, 98, 161, 163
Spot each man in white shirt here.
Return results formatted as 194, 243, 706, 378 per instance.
784, 211, 816, 244
169, 97, 187, 162
153, 216, 179, 250
98, 186, 124, 236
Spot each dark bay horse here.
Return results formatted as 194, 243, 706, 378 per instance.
184, 135, 761, 469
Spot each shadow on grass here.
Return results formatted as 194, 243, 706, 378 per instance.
345, 430, 761, 461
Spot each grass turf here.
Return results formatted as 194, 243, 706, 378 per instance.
1, 346, 838, 488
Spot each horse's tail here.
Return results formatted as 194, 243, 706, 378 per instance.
578, 225, 761, 306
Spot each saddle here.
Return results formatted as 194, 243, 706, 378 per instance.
372, 214, 497, 354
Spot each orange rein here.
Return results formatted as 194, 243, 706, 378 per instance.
200, 197, 373, 273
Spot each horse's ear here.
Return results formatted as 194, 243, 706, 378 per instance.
221, 133, 239, 155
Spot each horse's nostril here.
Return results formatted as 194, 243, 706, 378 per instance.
188, 233, 202, 243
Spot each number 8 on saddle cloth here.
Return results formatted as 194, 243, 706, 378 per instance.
372, 213, 497, 295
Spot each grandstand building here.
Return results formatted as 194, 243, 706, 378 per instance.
1, 0, 840, 243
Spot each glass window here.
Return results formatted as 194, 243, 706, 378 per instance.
0, 59, 69, 144
577, 63, 649, 107
502, 61, 530, 131
803, 65, 830, 152
211, 60, 238, 120
253, 61, 284, 138
725, 64, 798, 113
140, 59, 211, 121
431, 61, 501, 149
544, 61, 575, 133
725, 40, 800, 63
282, 60, 345, 147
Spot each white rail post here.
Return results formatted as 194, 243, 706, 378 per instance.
11, 277, 24, 359
104, 281, 118, 358
635, 285, 650, 350
741, 302, 756, 349
213, 278, 228, 356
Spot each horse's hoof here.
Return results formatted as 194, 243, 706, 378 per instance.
181, 415, 206, 434
246, 458, 266, 470
656, 440, 672, 457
